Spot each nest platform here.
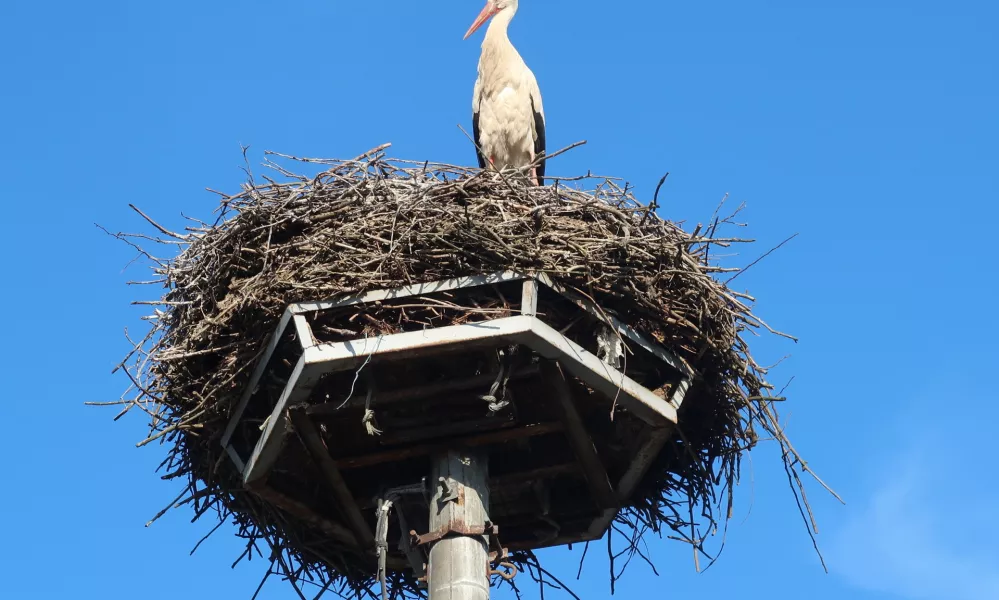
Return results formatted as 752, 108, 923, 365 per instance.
225, 270, 690, 578
107, 146, 816, 599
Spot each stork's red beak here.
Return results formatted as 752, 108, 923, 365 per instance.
463, 2, 499, 40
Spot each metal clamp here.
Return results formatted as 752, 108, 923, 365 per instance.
487, 547, 517, 581
409, 520, 517, 583
409, 520, 501, 549
488, 561, 518, 581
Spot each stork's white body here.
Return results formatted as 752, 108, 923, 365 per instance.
466, 1, 546, 185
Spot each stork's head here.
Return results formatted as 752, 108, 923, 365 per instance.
463, 0, 517, 40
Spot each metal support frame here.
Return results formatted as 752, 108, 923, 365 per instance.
288, 406, 374, 549
221, 270, 696, 547
585, 424, 674, 540
533, 273, 694, 388
307, 364, 540, 413
540, 360, 618, 510
503, 424, 675, 553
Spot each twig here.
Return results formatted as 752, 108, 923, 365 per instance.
725, 233, 799, 285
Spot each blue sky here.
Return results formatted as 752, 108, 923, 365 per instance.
1, 0, 996, 598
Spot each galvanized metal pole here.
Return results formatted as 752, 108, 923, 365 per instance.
428, 450, 490, 600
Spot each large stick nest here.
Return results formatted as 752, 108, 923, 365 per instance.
104, 145, 825, 599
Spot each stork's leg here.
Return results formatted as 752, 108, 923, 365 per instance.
529, 149, 539, 186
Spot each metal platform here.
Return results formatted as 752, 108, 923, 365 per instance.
219, 271, 694, 569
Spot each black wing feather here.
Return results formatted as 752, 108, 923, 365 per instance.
532, 97, 546, 186
472, 109, 486, 169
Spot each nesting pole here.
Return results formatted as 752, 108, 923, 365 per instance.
428, 450, 490, 600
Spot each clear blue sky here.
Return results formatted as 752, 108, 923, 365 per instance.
1, 1, 996, 598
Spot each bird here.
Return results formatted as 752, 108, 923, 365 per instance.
463, 0, 546, 186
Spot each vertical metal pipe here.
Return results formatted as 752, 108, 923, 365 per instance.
428, 450, 490, 600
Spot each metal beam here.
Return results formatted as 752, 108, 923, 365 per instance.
586, 425, 673, 539
241, 314, 679, 484
243, 358, 326, 486
224, 444, 245, 473
298, 315, 676, 425
540, 360, 618, 510
334, 421, 564, 470
251, 486, 410, 572
293, 314, 316, 348
221, 307, 295, 449
307, 364, 540, 414
534, 273, 694, 381
301, 315, 535, 371
507, 531, 599, 552
521, 277, 538, 316
526, 318, 677, 426
288, 406, 375, 550
250, 485, 358, 548
359, 462, 582, 511
489, 463, 581, 488
668, 377, 692, 411
289, 271, 528, 315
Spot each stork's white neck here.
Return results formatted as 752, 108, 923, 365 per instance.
482, 6, 516, 47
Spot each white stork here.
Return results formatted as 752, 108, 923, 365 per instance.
463, 0, 546, 186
